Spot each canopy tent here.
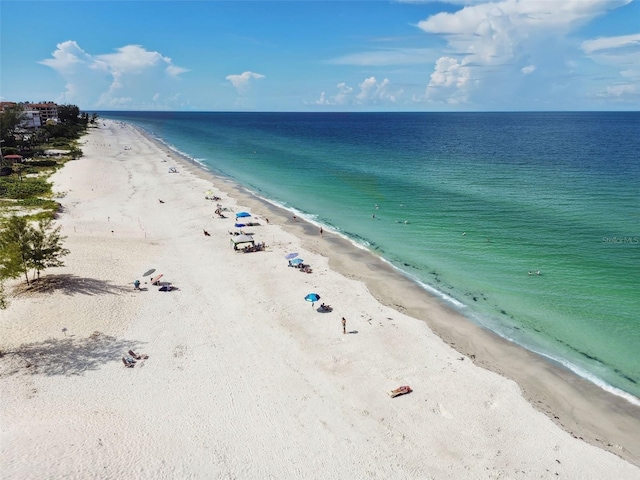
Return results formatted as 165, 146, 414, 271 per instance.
4, 155, 23, 163
230, 234, 255, 249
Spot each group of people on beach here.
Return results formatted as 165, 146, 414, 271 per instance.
240, 242, 266, 253
288, 260, 312, 273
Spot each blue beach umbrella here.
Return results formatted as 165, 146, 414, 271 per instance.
285, 252, 298, 260
305, 293, 320, 304
290, 258, 303, 265
236, 212, 251, 218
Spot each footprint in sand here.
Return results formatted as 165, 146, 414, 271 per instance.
173, 345, 188, 358
433, 402, 453, 419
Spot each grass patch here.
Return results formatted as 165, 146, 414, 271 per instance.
0, 177, 51, 199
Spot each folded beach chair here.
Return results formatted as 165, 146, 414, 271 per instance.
122, 356, 136, 368
128, 350, 149, 360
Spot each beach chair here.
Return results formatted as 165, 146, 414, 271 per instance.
128, 350, 149, 360
122, 356, 136, 368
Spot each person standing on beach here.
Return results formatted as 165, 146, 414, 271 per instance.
342, 317, 346, 334
320, 226, 323, 236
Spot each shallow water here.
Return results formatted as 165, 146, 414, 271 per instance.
99, 111, 640, 402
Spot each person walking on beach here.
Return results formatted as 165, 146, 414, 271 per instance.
320, 226, 323, 236
342, 317, 347, 334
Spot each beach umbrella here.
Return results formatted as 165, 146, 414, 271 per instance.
142, 268, 156, 277
236, 212, 251, 218
290, 258, 303, 265
150, 274, 163, 285
285, 253, 298, 260
305, 293, 320, 303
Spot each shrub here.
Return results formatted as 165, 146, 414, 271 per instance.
29, 160, 58, 168
0, 177, 50, 199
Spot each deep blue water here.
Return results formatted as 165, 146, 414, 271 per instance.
98, 111, 640, 403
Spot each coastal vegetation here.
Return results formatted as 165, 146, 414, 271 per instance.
0, 103, 95, 306
0, 215, 69, 287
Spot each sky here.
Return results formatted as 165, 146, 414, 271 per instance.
1, 0, 639, 112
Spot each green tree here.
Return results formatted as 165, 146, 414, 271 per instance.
0, 215, 34, 285
1, 105, 25, 163
0, 281, 7, 309
0, 105, 24, 142
29, 218, 69, 281
57, 104, 81, 124
0, 215, 69, 286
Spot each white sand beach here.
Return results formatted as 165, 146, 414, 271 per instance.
1, 120, 639, 479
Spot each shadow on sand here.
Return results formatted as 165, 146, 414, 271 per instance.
11, 274, 131, 297
0, 332, 145, 377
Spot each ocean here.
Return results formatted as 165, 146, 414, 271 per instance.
97, 111, 640, 404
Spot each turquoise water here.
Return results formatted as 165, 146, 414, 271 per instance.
99, 112, 640, 403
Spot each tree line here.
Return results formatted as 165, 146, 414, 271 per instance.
0, 103, 92, 307
1, 104, 97, 160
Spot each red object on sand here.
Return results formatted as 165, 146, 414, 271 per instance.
388, 386, 412, 398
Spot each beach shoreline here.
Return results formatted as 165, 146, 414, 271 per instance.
1, 119, 638, 478
141, 118, 640, 460
141, 121, 640, 464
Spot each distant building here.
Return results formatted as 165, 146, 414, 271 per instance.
21, 110, 42, 129
0, 101, 58, 128
0, 101, 18, 112
24, 102, 59, 124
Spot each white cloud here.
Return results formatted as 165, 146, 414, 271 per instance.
417, 0, 631, 105
312, 77, 402, 106
312, 82, 353, 106
581, 33, 640, 54
225, 71, 265, 94
39, 41, 188, 109
39, 40, 92, 73
356, 77, 402, 103
425, 56, 473, 104
429, 57, 470, 88
521, 65, 536, 75
602, 84, 637, 96
581, 32, 640, 99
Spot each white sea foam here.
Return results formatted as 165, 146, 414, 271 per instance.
474, 320, 640, 408
113, 113, 640, 407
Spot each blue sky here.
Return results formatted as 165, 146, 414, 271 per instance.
1, 1, 639, 112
